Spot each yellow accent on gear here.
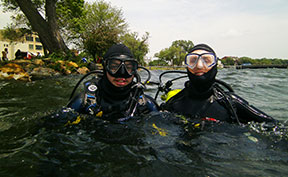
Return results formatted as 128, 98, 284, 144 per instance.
164, 89, 182, 102
65, 116, 81, 126
176, 115, 189, 124
152, 123, 168, 136
96, 111, 103, 117
161, 94, 167, 101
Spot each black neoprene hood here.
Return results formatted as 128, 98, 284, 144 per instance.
103, 44, 134, 59
102, 44, 137, 78
189, 44, 216, 56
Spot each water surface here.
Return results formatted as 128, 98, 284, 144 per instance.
0, 68, 288, 177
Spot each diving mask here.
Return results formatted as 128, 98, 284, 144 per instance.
185, 53, 217, 69
106, 55, 138, 78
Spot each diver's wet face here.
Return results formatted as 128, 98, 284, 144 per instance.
186, 49, 216, 76
106, 72, 134, 87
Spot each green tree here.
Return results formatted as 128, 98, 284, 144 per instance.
0, 0, 74, 55
0, 26, 32, 42
154, 47, 171, 65
172, 40, 194, 52
121, 32, 149, 66
238, 57, 254, 65
259, 58, 272, 65
56, 0, 85, 46
271, 58, 288, 65
1, 3, 40, 50
81, 1, 128, 61
148, 59, 167, 66
221, 56, 236, 65
83, 25, 119, 62
155, 40, 194, 66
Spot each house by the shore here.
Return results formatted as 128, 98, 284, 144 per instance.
0, 30, 44, 60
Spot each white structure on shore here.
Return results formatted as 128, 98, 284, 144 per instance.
0, 30, 44, 60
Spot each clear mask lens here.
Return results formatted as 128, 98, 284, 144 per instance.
185, 53, 216, 69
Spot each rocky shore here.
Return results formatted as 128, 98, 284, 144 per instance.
0, 59, 95, 82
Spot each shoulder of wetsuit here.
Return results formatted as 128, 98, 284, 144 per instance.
67, 77, 101, 115
167, 88, 186, 103
83, 77, 100, 94
143, 94, 160, 111
67, 93, 86, 113
228, 92, 277, 123
162, 89, 182, 102
82, 77, 101, 115
160, 88, 186, 111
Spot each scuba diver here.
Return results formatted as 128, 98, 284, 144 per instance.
159, 44, 276, 124
67, 44, 159, 121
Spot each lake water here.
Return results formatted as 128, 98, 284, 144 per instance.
0, 68, 288, 177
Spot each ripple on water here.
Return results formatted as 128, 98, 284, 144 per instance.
0, 70, 288, 176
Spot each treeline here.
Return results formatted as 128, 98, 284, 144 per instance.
221, 56, 288, 66
1, 0, 287, 67
149, 40, 194, 66
148, 40, 288, 67
1, 0, 149, 65
149, 51, 288, 67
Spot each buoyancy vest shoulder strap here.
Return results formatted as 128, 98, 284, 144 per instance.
213, 85, 240, 124
83, 77, 101, 115
213, 86, 276, 124
228, 92, 276, 123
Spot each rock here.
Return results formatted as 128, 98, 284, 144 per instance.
33, 59, 45, 66
11, 72, 31, 81
23, 64, 37, 73
30, 67, 60, 80
77, 67, 90, 74
0, 58, 90, 81
0, 63, 25, 73
56, 60, 65, 65
60, 65, 68, 73
59, 65, 72, 75
67, 61, 78, 68
65, 69, 71, 75
12, 59, 32, 64
0, 63, 31, 81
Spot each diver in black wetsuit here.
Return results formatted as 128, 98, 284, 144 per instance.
161, 44, 276, 124
67, 44, 159, 121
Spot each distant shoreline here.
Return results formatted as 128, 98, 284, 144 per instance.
145, 64, 288, 70
224, 64, 288, 69
145, 66, 185, 70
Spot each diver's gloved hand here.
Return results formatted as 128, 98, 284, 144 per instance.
50, 107, 82, 126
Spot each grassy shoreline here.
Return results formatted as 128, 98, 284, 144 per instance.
144, 66, 185, 70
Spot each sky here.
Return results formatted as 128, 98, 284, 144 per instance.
1, 0, 288, 59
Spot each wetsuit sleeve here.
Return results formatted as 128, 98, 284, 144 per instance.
145, 94, 160, 111
67, 77, 100, 115
66, 93, 86, 113
160, 89, 185, 112
230, 93, 276, 123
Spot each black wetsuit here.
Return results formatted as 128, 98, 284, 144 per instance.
161, 81, 276, 124
160, 43, 276, 124
67, 76, 159, 121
